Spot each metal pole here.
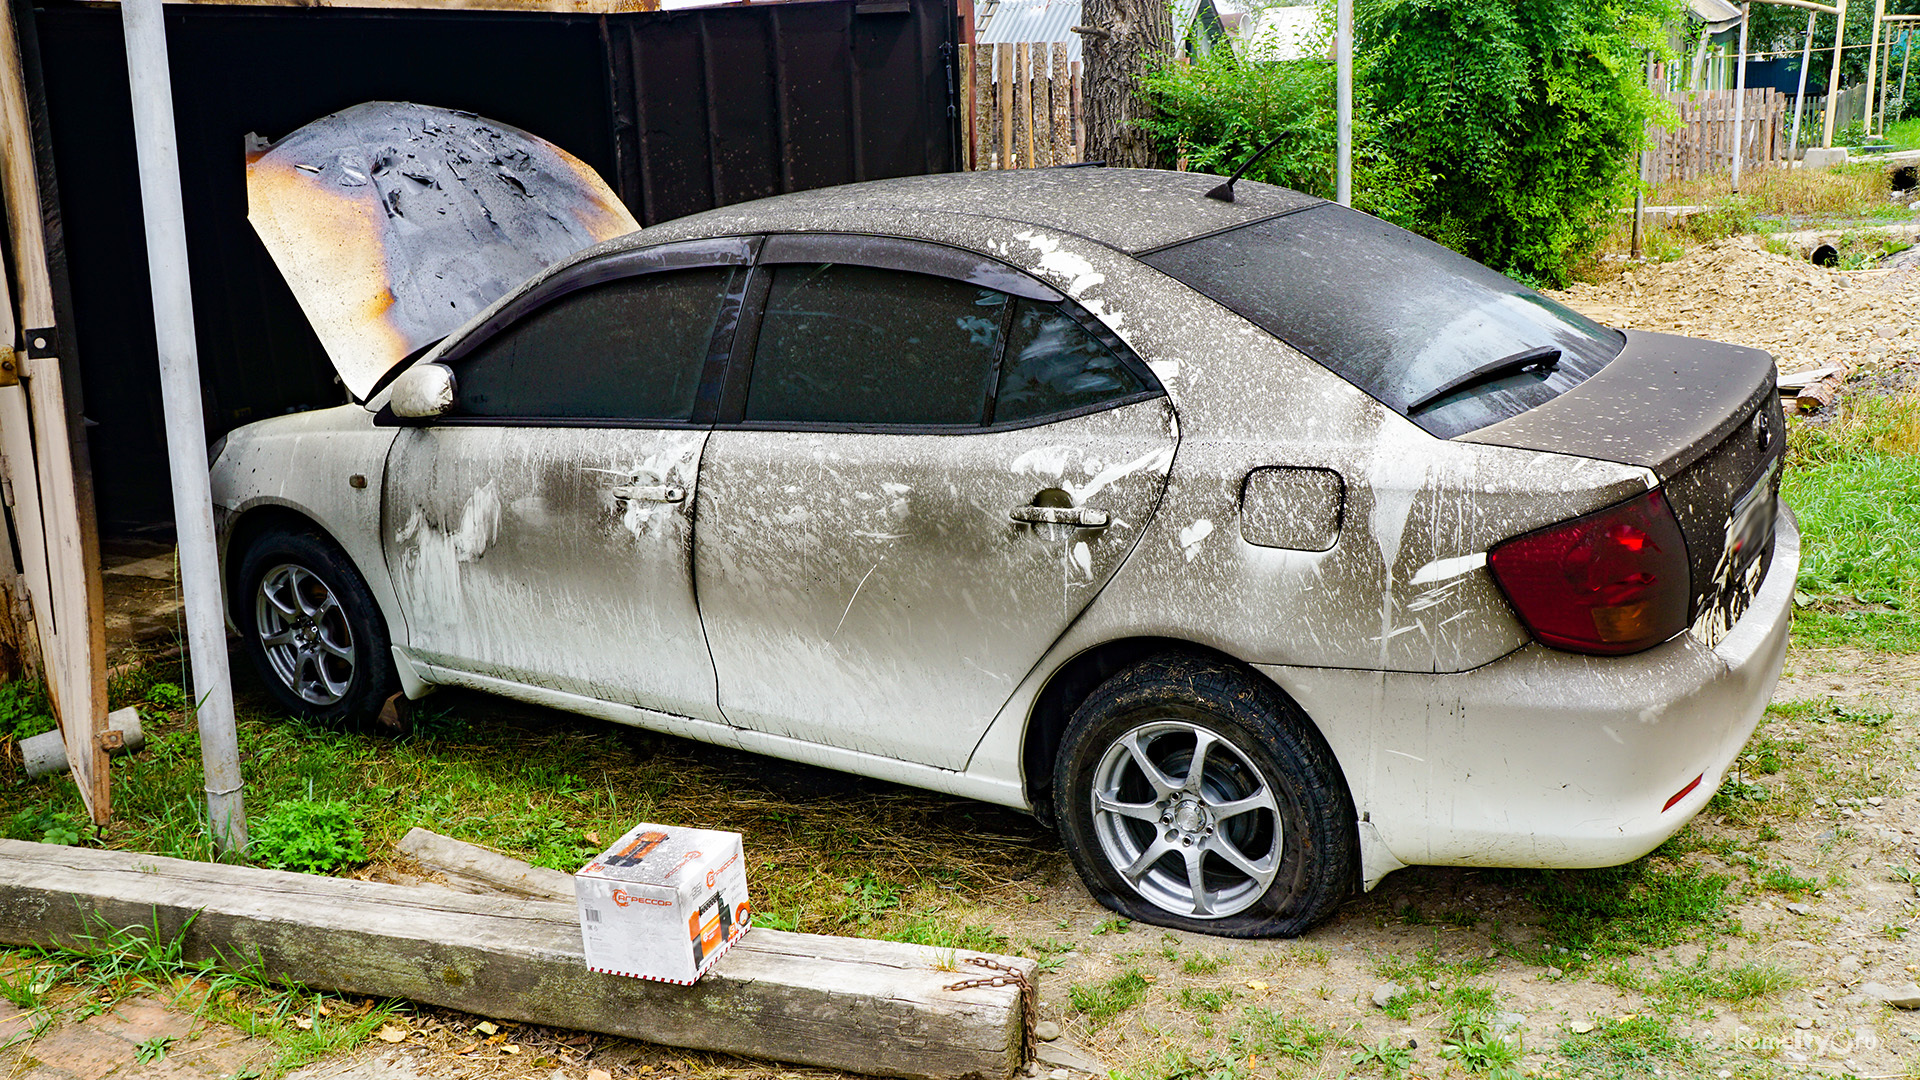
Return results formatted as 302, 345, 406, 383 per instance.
1791, 10, 1816, 157
1824, 0, 1848, 146
1863, 0, 1883, 134
1335, 0, 1352, 207
1734, 4, 1751, 191
120, 0, 247, 853
1633, 51, 1652, 260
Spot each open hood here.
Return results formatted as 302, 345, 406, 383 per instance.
247, 101, 640, 402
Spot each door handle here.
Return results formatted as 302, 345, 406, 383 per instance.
612, 484, 686, 504
1010, 504, 1109, 529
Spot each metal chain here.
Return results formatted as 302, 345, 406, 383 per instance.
945, 956, 1038, 1065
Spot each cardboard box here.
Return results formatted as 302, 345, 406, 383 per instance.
575, 822, 751, 984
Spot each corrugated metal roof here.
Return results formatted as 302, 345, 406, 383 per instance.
976, 0, 1205, 64
978, 0, 1083, 60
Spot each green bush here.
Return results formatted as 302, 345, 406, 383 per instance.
1137, 48, 1431, 227
1356, 0, 1682, 284
249, 800, 368, 874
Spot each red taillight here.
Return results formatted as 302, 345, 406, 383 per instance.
1487, 489, 1691, 656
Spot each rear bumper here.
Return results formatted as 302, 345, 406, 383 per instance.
1264, 506, 1799, 873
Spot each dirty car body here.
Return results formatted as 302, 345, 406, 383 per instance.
213, 110, 1795, 936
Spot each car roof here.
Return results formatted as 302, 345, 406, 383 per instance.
619, 168, 1323, 255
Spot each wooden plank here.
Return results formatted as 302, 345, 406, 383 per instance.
1050, 43, 1071, 165
0, 2, 108, 823
1006, 42, 1021, 169
0, 839, 1032, 1080
1012, 43, 1029, 169
974, 44, 993, 170
1070, 60, 1083, 160
959, 44, 973, 171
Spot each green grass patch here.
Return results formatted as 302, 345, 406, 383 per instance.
1068, 969, 1148, 1030
1229, 1007, 1336, 1062
1783, 390, 1920, 650
1557, 1014, 1701, 1079
1511, 861, 1735, 962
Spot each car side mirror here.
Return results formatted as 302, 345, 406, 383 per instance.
389, 363, 456, 420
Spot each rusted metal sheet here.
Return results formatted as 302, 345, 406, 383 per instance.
246, 101, 639, 402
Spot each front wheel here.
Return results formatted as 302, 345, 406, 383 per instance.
1053, 652, 1355, 937
237, 528, 396, 723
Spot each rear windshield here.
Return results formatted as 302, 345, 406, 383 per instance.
1140, 204, 1625, 438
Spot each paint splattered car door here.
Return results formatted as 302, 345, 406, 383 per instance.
381, 265, 740, 723
693, 257, 1175, 768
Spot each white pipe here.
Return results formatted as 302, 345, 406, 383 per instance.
1791, 10, 1815, 157
120, 0, 247, 854
1335, 0, 1351, 207
1733, 3, 1751, 191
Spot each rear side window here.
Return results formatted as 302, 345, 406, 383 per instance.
454, 268, 733, 421
745, 264, 1007, 426
994, 300, 1148, 424
1140, 204, 1624, 438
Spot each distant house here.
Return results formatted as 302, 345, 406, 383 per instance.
973, 0, 1233, 63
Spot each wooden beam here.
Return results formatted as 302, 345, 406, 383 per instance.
0, 840, 1033, 1080
395, 827, 576, 901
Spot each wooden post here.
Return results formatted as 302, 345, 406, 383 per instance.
0, 2, 109, 824
1824, 0, 1848, 146
1069, 60, 1084, 159
959, 43, 974, 171
974, 44, 994, 169
1006, 42, 1021, 169
1015, 42, 1032, 168
1051, 43, 1071, 164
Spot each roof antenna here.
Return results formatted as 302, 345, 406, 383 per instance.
1206, 133, 1289, 203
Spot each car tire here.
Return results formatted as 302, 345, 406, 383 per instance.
1053, 651, 1355, 937
237, 528, 396, 724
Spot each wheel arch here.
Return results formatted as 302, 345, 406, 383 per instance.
1021, 637, 1357, 835
224, 503, 363, 625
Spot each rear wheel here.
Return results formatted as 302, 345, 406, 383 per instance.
1053, 652, 1355, 937
237, 528, 395, 723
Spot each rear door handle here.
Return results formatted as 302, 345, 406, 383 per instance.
1010, 505, 1109, 529
613, 484, 686, 504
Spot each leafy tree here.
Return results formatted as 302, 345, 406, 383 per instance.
1357, 0, 1682, 284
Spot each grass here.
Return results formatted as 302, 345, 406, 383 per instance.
1783, 388, 1920, 651
0, 658, 1057, 943
1558, 1014, 1702, 1080
1498, 861, 1735, 964
1068, 969, 1148, 1030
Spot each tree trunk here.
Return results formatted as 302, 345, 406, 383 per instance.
1076, 0, 1172, 169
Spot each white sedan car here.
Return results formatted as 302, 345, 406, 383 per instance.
212, 104, 1795, 936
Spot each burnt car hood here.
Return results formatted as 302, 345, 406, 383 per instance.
247, 101, 640, 402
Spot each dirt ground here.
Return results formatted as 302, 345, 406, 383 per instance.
16, 238, 1920, 1080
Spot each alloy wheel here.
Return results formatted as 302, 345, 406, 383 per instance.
254, 563, 356, 706
1089, 720, 1282, 919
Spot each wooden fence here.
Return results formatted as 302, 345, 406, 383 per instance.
959, 41, 1085, 170
1645, 87, 1792, 183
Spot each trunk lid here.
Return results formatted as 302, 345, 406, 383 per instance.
1462, 329, 1786, 644
246, 101, 639, 402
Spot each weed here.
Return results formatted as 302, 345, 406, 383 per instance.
0, 679, 54, 742
1069, 969, 1147, 1030
1884, 923, 1911, 940
839, 873, 902, 925
146, 682, 187, 710
881, 918, 1006, 953
1091, 916, 1131, 935
1893, 865, 1920, 885
1438, 1014, 1519, 1078
1351, 1038, 1415, 1075
1630, 959, 1797, 1001
1182, 951, 1228, 976
1176, 986, 1233, 1013
1230, 1007, 1334, 1062
134, 1035, 175, 1063
1559, 1013, 1700, 1078
1761, 866, 1819, 897
7, 808, 85, 846
248, 800, 367, 874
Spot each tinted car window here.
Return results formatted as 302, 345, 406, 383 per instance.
746, 264, 1006, 426
454, 268, 733, 421
1140, 204, 1624, 438
995, 300, 1148, 423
